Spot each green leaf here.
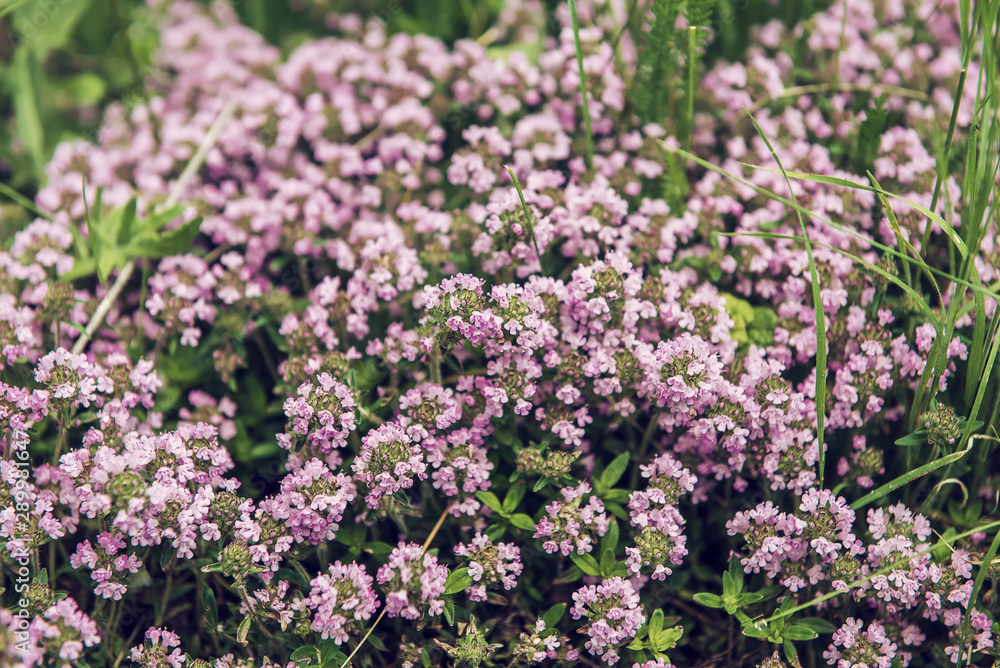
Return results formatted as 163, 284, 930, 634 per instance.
783, 639, 799, 665
119, 197, 138, 246
626, 638, 647, 651
692, 593, 724, 609
147, 204, 188, 230
570, 553, 601, 577
649, 609, 664, 639
203, 585, 218, 629
736, 592, 764, 606
796, 617, 837, 634
601, 518, 619, 555
728, 558, 744, 593
652, 626, 683, 652
485, 523, 507, 542
600, 452, 630, 489
541, 603, 566, 630
365, 542, 394, 557
722, 570, 734, 598
509, 513, 536, 531
126, 215, 203, 259
783, 625, 819, 641
160, 545, 176, 570
741, 621, 770, 639
476, 491, 504, 514
443, 599, 455, 626
532, 477, 549, 493
895, 431, 929, 447
600, 549, 616, 577
601, 488, 631, 504
503, 483, 526, 514
289, 646, 315, 662
237, 615, 252, 644
444, 567, 472, 595
11, 49, 45, 185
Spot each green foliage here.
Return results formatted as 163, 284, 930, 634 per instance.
634, 0, 681, 126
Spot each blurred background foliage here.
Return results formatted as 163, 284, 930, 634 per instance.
0, 0, 834, 199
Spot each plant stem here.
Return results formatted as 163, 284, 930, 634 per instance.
568, 0, 594, 170
72, 99, 237, 355
338, 507, 451, 668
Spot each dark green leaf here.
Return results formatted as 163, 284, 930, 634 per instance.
541, 603, 565, 630
600, 549, 616, 577
476, 491, 503, 514
509, 514, 535, 531
570, 553, 601, 577
601, 519, 619, 555
895, 431, 928, 447
365, 542, 394, 557
692, 593, 724, 609
444, 567, 473, 595
796, 617, 837, 634
783, 625, 819, 641
600, 452, 630, 489
160, 545, 176, 570
203, 586, 218, 629
119, 197, 138, 245
503, 483, 526, 514
783, 639, 799, 665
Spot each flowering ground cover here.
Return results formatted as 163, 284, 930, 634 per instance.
1, 0, 1000, 666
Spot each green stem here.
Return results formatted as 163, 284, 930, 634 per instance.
629, 412, 661, 490
685, 27, 697, 150
430, 343, 443, 386
568, 0, 594, 170
154, 570, 173, 627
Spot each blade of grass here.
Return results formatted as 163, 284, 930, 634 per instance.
919, 0, 979, 252
745, 111, 825, 486
568, 0, 594, 171
758, 518, 1000, 626
0, 0, 32, 20
505, 165, 547, 277
734, 164, 969, 259
663, 144, 998, 307
684, 26, 696, 149
850, 438, 974, 511
11, 49, 46, 187
716, 231, 938, 323
959, 525, 1000, 667
0, 181, 51, 220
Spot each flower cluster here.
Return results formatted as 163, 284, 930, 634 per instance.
570, 577, 646, 665
352, 421, 427, 509
534, 482, 610, 556
0, 0, 992, 665
376, 541, 448, 620
453, 532, 523, 601
292, 561, 379, 644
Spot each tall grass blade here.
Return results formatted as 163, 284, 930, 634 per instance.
744, 110, 828, 488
